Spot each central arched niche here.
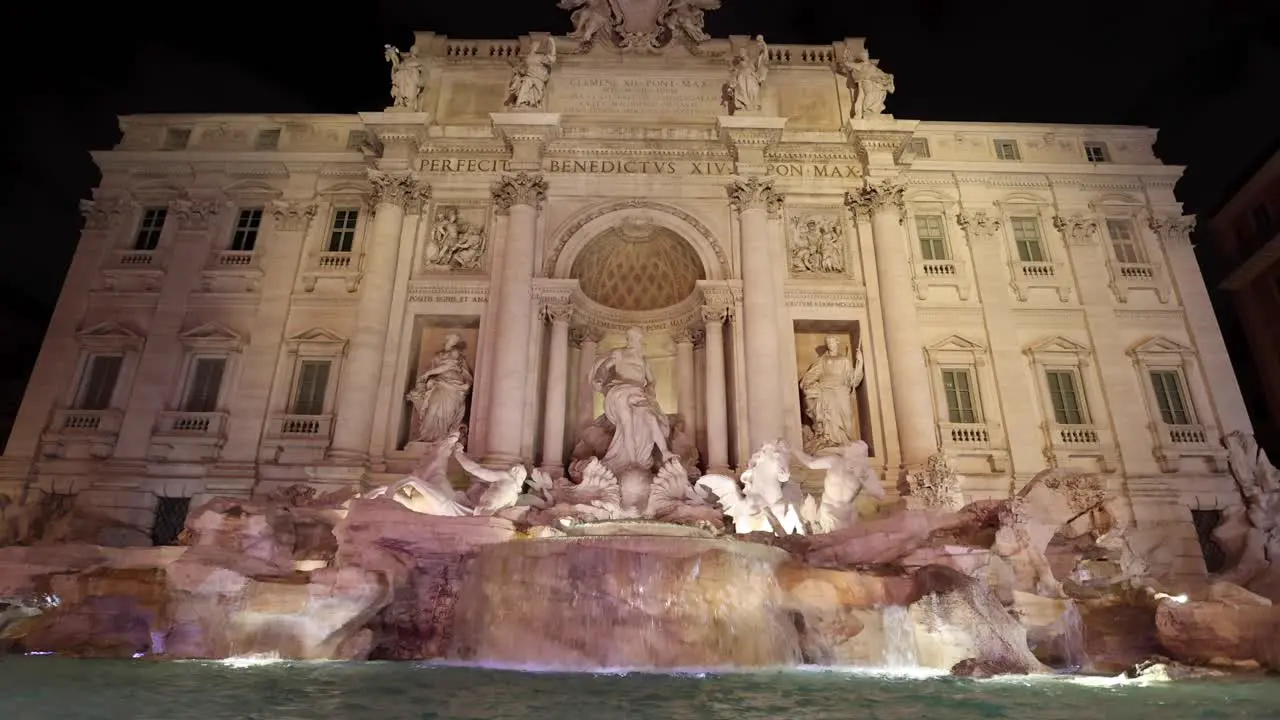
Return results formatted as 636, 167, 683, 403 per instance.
569, 216, 706, 312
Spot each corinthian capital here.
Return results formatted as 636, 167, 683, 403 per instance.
492, 172, 549, 213
726, 176, 783, 215
955, 210, 1002, 242
368, 169, 430, 209
79, 198, 130, 230
1052, 214, 1099, 246
843, 179, 905, 222
169, 197, 226, 231
269, 200, 318, 232
541, 301, 575, 325
1147, 213, 1196, 245
699, 304, 733, 325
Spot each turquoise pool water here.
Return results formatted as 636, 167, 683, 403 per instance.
1, 657, 1276, 719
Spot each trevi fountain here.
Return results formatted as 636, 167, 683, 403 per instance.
2, 1, 1279, 718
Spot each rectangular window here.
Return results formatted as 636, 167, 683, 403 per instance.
291, 360, 331, 416
1084, 142, 1110, 163
994, 139, 1020, 161
1150, 370, 1193, 425
230, 208, 263, 251
906, 138, 930, 158
1045, 369, 1088, 425
1106, 219, 1146, 264
254, 128, 281, 150
182, 358, 227, 413
162, 128, 191, 150
76, 355, 124, 410
134, 208, 168, 250
915, 214, 949, 260
1010, 216, 1047, 262
327, 209, 359, 252
151, 496, 191, 547
941, 368, 979, 424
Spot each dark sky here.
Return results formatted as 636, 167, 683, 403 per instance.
2, 0, 1278, 310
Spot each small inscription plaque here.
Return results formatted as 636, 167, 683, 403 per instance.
549, 75, 723, 117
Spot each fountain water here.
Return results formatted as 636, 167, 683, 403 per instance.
880, 605, 920, 669
1059, 600, 1087, 671
449, 528, 802, 670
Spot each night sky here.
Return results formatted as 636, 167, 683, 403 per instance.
2, 0, 1277, 309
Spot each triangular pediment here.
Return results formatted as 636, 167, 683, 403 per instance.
286, 326, 348, 354
179, 322, 245, 350
288, 327, 345, 344
76, 321, 144, 351
1128, 336, 1193, 356
929, 334, 986, 353
1026, 335, 1089, 355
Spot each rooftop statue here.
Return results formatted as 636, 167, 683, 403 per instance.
383, 45, 424, 110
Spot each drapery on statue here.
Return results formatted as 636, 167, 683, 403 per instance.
505, 36, 558, 110
799, 335, 865, 453
725, 35, 768, 113
590, 327, 675, 471
406, 334, 473, 443
838, 46, 895, 120
383, 45, 424, 109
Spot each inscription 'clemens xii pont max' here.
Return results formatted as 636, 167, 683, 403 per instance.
548, 76, 723, 117
421, 158, 862, 179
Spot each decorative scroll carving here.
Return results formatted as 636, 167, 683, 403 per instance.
843, 179, 905, 222
1053, 215, 1099, 246
542, 301, 576, 324
699, 304, 733, 324
788, 215, 846, 275
570, 325, 605, 348
560, 0, 722, 52
368, 169, 430, 208
79, 198, 130, 230
492, 172, 549, 213
726, 176, 782, 214
956, 210, 1003, 242
268, 201, 318, 232
169, 198, 225, 231
671, 327, 704, 346
1148, 214, 1195, 246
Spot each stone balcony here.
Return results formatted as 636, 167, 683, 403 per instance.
938, 421, 1009, 473
149, 411, 229, 463
1151, 422, 1229, 474
301, 252, 363, 292
40, 408, 123, 460
263, 414, 335, 464
1044, 422, 1117, 474
201, 249, 263, 293
102, 249, 165, 292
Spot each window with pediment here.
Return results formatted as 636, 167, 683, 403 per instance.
906, 194, 972, 301
1091, 200, 1170, 304
1127, 336, 1225, 473
302, 193, 369, 292
1025, 335, 1117, 473
996, 197, 1072, 303
154, 323, 244, 440
265, 328, 348, 449
925, 335, 1008, 473
46, 323, 144, 447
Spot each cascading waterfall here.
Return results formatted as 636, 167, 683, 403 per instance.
879, 605, 920, 669
1060, 600, 1087, 671
448, 530, 803, 670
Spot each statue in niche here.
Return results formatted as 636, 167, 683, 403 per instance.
725, 36, 769, 114
505, 37, 558, 110
425, 207, 487, 270
559, 0, 617, 44
789, 216, 846, 275
406, 334, 473, 443
799, 335, 865, 453
663, 0, 721, 44
384, 45, 424, 110
838, 46, 895, 120
590, 327, 676, 472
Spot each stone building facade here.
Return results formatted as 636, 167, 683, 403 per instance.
0, 11, 1255, 583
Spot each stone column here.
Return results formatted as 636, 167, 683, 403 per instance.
673, 327, 700, 431
846, 180, 938, 467
701, 305, 732, 474
483, 173, 549, 465
572, 326, 602, 431
539, 301, 574, 476
329, 170, 428, 462
727, 176, 787, 449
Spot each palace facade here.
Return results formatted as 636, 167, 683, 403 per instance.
0, 10, 1255, 583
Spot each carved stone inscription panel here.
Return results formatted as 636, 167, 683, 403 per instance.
548, 74, 723, 117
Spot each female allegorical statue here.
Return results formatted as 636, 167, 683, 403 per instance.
406, 334, 474, 443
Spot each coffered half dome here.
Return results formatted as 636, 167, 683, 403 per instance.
569, 215, 706, 312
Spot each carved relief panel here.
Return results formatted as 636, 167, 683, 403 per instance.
421, 202, 491, 274
786, 211, 850, 279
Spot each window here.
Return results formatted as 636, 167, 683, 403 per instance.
915, 215, 949, 261
347, 131, 369, 151
254, 128, 281, 150
1010, 216, 1046, 262
134, 208, 168, 250
907, 138, 930, 158
291, 360, 331, 416
327, 209, 359, 252
76, 355, 123, 410
163, 128, 191, 150
182, 358, 227, 413
230, 208, 263, 251
941, 369, 979, 424
151, 496, 191, 547
1045, 369, 1088, 425
1106, 219, 1146, 264
1084, 142, 1110, 163
1150, 370, 1193, 425
994, 139, 1020, 161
